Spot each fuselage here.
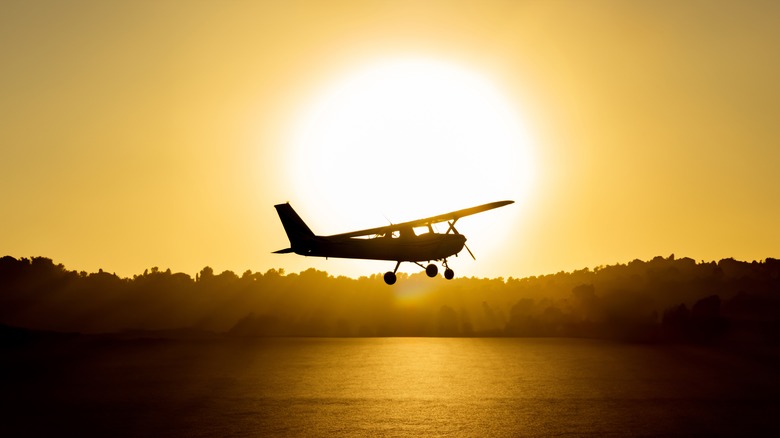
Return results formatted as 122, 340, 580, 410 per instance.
295, 232, 466, 262
273, 201, 513, 284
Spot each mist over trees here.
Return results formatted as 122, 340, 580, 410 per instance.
1, 255, 778, 343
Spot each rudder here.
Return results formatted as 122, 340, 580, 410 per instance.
274, 203, 315, 252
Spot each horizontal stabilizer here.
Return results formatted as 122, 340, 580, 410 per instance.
273, 248, 295, 254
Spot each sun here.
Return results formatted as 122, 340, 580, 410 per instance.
285, 57, 535, 273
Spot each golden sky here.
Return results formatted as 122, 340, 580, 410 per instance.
2, 0, 779, 279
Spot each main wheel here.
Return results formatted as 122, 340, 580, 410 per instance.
383, 271, 397, 285
444, 268, 454, 280
425, 264, 438, 277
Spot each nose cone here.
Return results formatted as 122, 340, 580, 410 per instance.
452, 233, 467, 252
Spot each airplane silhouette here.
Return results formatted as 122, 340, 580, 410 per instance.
273, 201, 514, 285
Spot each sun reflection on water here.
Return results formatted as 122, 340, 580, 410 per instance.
10, 338, 777, 436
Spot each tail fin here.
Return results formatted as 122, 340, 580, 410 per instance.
274, 203, 315, 253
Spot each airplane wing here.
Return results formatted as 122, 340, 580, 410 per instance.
328, 200, 514, 238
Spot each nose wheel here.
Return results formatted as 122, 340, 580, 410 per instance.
444, 268, 454, 280
442, 259, 455, 280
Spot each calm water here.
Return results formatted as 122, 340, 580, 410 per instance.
3, 337, 780, 436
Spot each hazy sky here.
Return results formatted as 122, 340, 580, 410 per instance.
2, 0, 779, 279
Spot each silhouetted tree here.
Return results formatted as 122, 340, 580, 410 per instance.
2, 255, 779, 341
198, 266, 214, 282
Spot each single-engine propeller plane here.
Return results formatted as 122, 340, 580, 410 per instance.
273, 200, 514, 285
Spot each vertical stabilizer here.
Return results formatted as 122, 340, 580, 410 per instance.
274, 203, 315, 253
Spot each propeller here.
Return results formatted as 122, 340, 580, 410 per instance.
464, 243, 476, 260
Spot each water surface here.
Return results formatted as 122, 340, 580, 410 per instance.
3, 337, 779, 436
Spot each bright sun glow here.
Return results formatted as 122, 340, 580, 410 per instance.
286, 57, 535, 274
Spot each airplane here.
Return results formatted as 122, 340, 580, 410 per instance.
273, 200, 514, 285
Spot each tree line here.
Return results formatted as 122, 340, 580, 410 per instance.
1, 255, 778, 343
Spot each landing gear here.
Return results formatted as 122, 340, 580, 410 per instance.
444, 268, 454, 280
384, 261, 455, 284
384, 261, 401, 285
443, 259, 455, 280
